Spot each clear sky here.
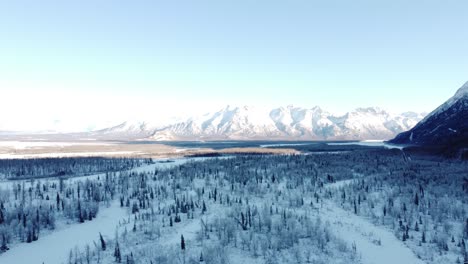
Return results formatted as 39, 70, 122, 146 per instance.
1, 0, 467, 132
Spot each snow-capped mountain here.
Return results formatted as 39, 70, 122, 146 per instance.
390, 81, 468, 149
86, 121, 155, 139
95, 105, 425, 141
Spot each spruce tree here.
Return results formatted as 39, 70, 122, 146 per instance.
99, 233, 106, 251
114, 241, 122, 263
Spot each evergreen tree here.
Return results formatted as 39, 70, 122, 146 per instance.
1, 234, 8, 251
464, 218, 468, 239
114, 241, 122, 263
181, 235, 185, 251
202, 201, 207, 214
99, 233, 106, 251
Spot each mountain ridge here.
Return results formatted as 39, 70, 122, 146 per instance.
389, 81, 468, 156
94, 105, 425, 141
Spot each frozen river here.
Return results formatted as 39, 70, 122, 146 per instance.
0, 201, 127, 264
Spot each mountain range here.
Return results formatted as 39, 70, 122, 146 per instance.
90, 106, 425, 141
3, 82, 467, 147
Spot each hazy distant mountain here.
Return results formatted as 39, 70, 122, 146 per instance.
390, 81, 468, 153
87, 121, 156, 139
94, 105, 425, 141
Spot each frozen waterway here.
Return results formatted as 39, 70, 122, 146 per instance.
320, 200, 425, 264
0, 201, 127, 264
327, 140, 405, 150
321, 180, 425, 264
259, 142, 315, 148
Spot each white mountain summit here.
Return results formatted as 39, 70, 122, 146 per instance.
97, 105, 425, 141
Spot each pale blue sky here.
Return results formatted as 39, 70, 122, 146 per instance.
0, 0, 467, 131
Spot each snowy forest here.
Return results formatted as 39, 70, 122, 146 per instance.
0, 157, 152, 179
0, 151, 467, 264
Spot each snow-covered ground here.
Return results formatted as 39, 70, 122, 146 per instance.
0, 141, 112, 150
0, 151, 140, 159
131, 156, 231, 173
0, 157, 222, 264
319, 200, 425, 264
0, 157, 218, 190
1, 154, 461, 264
321, 180, 426, 264
0, 201, 127, 264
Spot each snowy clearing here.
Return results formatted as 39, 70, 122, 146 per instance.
320, 200, 425, 264
0, 201, 127, 264
0, 141, 111, 150
0, 151, 140, 159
